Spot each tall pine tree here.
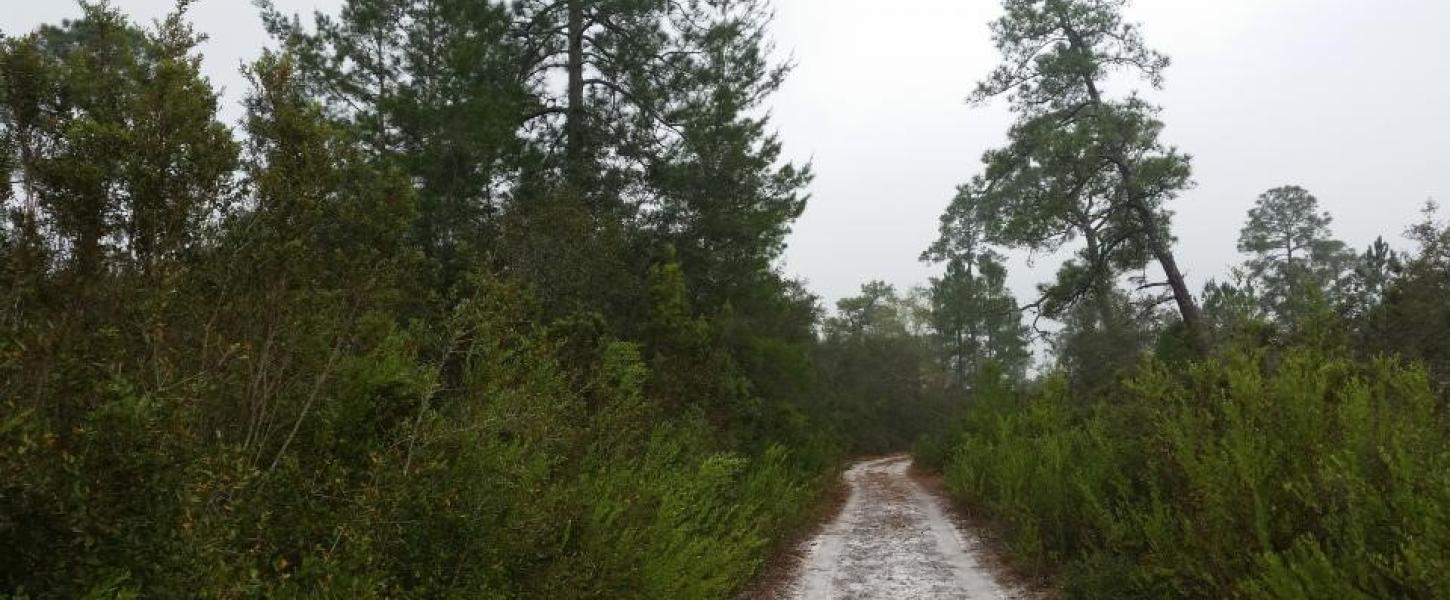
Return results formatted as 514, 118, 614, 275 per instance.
940, 0, 1207, 352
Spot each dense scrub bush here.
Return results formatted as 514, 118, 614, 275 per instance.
911, 363, 1016, 473
0, 277, 839, 597
933, 347, 1450, 598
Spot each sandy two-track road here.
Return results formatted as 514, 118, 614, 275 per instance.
770, 455, 1027, 599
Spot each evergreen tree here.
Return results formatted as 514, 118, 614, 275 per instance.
121, 6, 238, 277
261, 0, 528, 294
1343, 235, 1399, 320
1236, 185, 1353, 326
825, 280, 905, 338
646, 0, 810, 313
1201, 266, 1268, 343
941, 0, 1207, 352
510, 0, 676, 201
921, 194, 1029, 385
1363, 201, 1450, 380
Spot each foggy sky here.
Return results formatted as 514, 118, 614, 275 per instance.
5, 0, 1448, 313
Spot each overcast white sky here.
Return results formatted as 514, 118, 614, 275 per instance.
770, 0, 1450, 307
5, 0, 1448, 310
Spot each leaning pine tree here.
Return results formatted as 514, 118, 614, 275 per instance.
940, 0, 1209, 352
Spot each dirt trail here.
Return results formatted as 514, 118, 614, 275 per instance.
777, 455, 1025, 599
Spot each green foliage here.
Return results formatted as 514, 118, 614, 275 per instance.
816, 281, 960, 453
496, 187, 644, 320
911, 362, 1017, 473
646, 0, 812, 315
0, 269, 838, 598
260, 0, 527, 293
1361, 201, 1450, 382
18, 1, 1444, 598
1052, 288, 1160, 394
1, 1, 836, 597
933, 346, 1450, 598
1202, 266, 1272, 346
641, 247, 757, 434
1237, 186, 1355, 328
922, 198, 1030, 384
1342, 236, 1399, 322
0, 2, 237, 279
943, 0, 1207, 351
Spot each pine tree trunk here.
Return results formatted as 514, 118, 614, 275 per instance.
1080, 220, 1117, 329
565, 0, 585, 188
1132, 199, 1209, 353
1063, 20, 1210, 355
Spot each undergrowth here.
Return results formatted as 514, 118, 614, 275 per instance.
926, 347, 1450, 598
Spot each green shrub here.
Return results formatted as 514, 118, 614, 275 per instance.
1, 280, 837, 598
937, 345, 1450, 598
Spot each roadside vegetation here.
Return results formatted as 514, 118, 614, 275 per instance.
0, 1, 850, 596
913, 1, 1450, 598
